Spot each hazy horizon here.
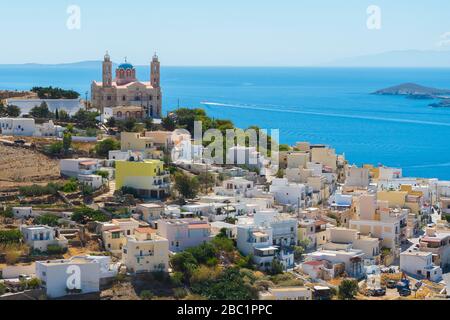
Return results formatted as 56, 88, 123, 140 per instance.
1, 1, 450, 66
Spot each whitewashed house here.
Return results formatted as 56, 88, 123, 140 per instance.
35, 255, 117, 299
0, 118, 36, 136
269, 178, 307, 208
21, 225, 68, 252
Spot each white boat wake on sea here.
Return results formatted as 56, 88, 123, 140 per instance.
200, 101, 450, 128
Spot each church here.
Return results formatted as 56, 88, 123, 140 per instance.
91, 52, 162, 119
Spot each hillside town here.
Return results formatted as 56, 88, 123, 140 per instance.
0, 54, 449, 301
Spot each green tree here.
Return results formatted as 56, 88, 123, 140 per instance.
170, 251, 198, 275
191, 267, 257, 300
72, 109, 99, 129
95, 170, 109, 180
0, 103, 6, 117
34, 214, 60, 227
30, 102, 53, 119
6, 105, 21, 117
122, 118, 137, 132
162, 116, 176, 131
58, 109, 70, 122
95, 138, 120, 158
47, 141, 63, 156
174, 173, 199, 200
62, 178, 78, 193
106, 117, 116, 128
62, 132, 72, 154
140, 290, 154, 300
144, 118, 154, 130
269, 259, 284, 275
338, 279, 359, 300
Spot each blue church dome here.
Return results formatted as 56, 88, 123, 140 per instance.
118, 63, 134, 70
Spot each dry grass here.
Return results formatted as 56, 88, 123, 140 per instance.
0, 143, 60, 188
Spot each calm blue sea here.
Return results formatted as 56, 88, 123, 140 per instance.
1, 64, 450, 180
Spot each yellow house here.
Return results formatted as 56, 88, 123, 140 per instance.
122, 227, 169, 273
377, 190, 408, 208
120, 132, 163, 159
115, 159, 170, 199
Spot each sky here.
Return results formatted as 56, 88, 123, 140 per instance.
1, 0, 450, 66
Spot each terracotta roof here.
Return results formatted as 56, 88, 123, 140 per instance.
79, 161, 97, 166
188, 224, 210, 230
304, 260, 324, 267
136, 227, 156, 234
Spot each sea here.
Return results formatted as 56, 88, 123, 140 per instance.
1, 64, 450, 180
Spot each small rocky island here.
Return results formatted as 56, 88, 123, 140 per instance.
373, 83, 450, 107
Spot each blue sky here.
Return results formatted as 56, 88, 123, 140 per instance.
1, 0, 450, 66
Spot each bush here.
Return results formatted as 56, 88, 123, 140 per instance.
186, 242, 218, 265
338, 279, 359, 300
0, 229, 22, 243
19, 183, 62, 197
140, 290, 154, 300
95, 138, 120, 158
174, 173, 199, 200
5, 250, 21, 265
170, 252, 198, 276
71, 207, 109, 224
34, 214, 60, 227
173, 288, 188, 300
26, 278, 42, 289
0, 282, 6, 296
46, 245, 67, 255
63, 179, 79, 193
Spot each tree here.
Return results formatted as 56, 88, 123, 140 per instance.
95, 138, 120, 158
0, 103, 6, 117
144, 118, 154, 130
294, 246, 305, 262
72, 109, 99, 129
34, 214, 60, 227
95, 170, 109, 180
106, 117, 116, 128
338, 279, 359, 300
190, 267, 257, 300
162, 116, 176, 131
170, 251, 198, 277
269, 259, 284, 275
30, 102, 53, 119
62, 178, 78, 193
140, 290, 154, 300
121, 118, 137, 132
174, 173, 199, 200
55, 108, 59, 120
47, 141, 64, 156
58, 109, 70, 122
6, 105, 21, 117
31, 86, 80, 99
62, 132, 72, 154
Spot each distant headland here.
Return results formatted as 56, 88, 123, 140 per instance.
373, 83, 450, 107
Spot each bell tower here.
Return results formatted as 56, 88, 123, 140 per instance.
102, 51, 112, 87
151, 53, 160, 88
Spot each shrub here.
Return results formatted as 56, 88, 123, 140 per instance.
63, 179, 79, 193
338, 279, 359, 300
5, 250, 21, 265
27, 278, 42, 289
140, 290, 154, 300
46, 245, 67, 255
19, 183, 62, 197
173, 288, 187, 300
34, 214, 60, 227
0, 229, 22, 243
0, 282, 6, 295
